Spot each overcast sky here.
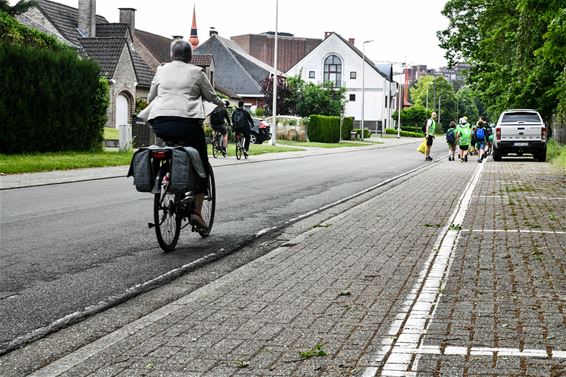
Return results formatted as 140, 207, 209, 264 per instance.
13, 0, 450, 68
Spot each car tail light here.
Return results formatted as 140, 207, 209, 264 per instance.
496, 127, 501, 141
541, 127, 546, 140
151, 151, 168, 160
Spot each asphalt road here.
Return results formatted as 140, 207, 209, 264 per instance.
0, 141, 430, 348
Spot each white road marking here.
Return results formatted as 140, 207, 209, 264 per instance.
463, 229, 566, 235
363, 162, 485, 377
476, 195, 566, 200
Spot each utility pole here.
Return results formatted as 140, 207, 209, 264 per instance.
270, 0, 278, 146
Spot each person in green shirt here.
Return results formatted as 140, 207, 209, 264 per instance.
456, 116, 472, 162
425, 111, 437, 161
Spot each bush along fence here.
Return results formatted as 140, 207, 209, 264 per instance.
0, 43, 109, 154
306, 115, 354, 143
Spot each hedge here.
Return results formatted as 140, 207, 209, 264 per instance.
0, 11, 67, 52
307, 115, 341, 143
0, 43, 109, 153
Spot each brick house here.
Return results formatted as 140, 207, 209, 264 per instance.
17, 0, 214, 131
231, 32, 322, 74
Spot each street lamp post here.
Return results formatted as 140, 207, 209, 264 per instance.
361, 40, 373, 141
270, 0, 278, 146
397, 81, 401, 138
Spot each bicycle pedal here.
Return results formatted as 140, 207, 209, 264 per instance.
148, 222, 155, 228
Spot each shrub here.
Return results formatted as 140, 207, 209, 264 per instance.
353, 128, 371, 139
0, 42, 108, 153
307, 115, 341, 143
255, 107, 265, 117
341, 117, 354, 140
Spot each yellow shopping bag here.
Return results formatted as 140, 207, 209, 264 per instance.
417, 138, 427, 154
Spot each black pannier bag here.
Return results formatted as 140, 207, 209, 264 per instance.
127, 148, 154, 192
170, 147, 207, 194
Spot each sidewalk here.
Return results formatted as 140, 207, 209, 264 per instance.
2, 158, 564, 376
0, 137, 415, 190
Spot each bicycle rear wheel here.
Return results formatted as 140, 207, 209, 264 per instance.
212, 136, 218, 158
235, 142, 242, 160
154, 189, 181, 252
198, 165, 216, 237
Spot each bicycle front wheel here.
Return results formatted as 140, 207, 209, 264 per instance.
198, 165, 216, 237
154, 190, 181, 252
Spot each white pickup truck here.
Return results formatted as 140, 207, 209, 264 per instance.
493, 109, 547, 162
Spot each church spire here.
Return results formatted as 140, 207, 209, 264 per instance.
189, 4, 199, 49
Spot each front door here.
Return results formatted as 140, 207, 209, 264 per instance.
115, 94, 129, 128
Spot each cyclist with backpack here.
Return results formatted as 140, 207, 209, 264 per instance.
231, 101, 254, 158
209, 100, 231, 155
474, 119, 487, 163
446, 121, 457, 161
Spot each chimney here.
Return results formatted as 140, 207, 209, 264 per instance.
324, 32, 332, 39
209, 28, 218, 37
119, 8, 136, 40
348, 37, 355, 45
78, 0, 96, 37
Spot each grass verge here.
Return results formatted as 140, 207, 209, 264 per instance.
547, 138, 566, 169
2, 143, 303, 174
277, 140, 377, 148
208, 142, 303, 156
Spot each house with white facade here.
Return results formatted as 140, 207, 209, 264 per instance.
287, 32, 398, 132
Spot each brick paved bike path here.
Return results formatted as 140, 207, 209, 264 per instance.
4, 159, 565, 377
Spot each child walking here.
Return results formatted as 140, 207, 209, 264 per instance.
446, 121, 457, 161
457, 117, 472, 162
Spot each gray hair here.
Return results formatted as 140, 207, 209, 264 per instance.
170, 39, 192, 63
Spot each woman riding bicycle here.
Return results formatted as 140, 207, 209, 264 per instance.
146, 39, 224, 229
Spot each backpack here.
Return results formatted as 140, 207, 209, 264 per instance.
422, 119, 428, 134
476, 127, 485, 141
232, 109, 248, 130
209, 107, 225, 126
446, 128, 456, 144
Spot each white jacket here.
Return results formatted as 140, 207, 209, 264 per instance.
147, 61, 223, 120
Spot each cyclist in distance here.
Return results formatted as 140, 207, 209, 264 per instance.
146, 38, 224, 229
231, 100, 254, 158
210, 100, 231, 154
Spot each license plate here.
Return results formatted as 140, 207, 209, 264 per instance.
514, 142, 528, 147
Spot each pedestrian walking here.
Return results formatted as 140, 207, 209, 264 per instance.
456, 116, 472, 162
446, 121, 457, 161
425, 111, 437, 161
474, 118, 487, 163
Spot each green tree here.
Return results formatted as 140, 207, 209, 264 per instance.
0, 0, 36, 16
438, 0, 566, 124
410, 76, 458, 127
279, 74, 347, 117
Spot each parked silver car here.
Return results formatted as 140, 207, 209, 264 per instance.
493, 109, 547, 162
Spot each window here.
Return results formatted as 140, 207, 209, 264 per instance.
323, 55, 342, 87
350, 71, 357, 79
349, 94, 356, 101
308, 71, 315, 79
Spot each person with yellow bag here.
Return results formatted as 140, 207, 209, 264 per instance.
423, 112, 437, 161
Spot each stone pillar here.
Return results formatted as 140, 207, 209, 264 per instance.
78, 0, 96, 37
119, 8, 136, 40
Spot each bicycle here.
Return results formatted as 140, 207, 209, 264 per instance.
234, 132, 248, 160
148, 139, 216, 252
211, 130, 226, 158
